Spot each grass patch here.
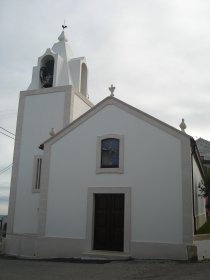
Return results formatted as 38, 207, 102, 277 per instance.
196, 221, 210, 234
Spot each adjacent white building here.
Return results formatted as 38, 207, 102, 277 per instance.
5, 30, 206, 260
196, 138, 210, 172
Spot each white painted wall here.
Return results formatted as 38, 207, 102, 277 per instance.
69, 59, 82, 94
192, 156, 206, 229
45, 105, 183, 244
13, 92, 66, 233
72, 94, 91, 120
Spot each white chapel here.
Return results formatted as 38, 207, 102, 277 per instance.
5, 29, 206, 260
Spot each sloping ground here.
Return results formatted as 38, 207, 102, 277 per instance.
1, 258, 210, 280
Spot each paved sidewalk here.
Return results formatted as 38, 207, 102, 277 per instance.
0, 258, 210, 280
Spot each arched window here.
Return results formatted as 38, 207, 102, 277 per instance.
40, 55, 54, 88
101, 138, 119, 168
80, 63, 87, 96
96, 134, 124, 173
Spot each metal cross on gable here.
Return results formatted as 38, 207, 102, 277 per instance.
109, 84, 116, 97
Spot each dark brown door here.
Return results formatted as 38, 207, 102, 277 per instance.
93, 193, 124, 251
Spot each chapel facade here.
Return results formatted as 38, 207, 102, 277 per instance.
5, 30, 206, 260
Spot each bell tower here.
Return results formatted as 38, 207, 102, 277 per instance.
7, 29, 93, 236
28, 28, 89, 97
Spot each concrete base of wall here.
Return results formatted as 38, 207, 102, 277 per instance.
131, 241, 197, 261
194, 239, 210, 260
5, 234, 197, 261
5, 234, 85, 258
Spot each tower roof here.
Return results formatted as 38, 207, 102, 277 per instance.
52, 29, 73, 62
58, 30, 68, 42
28, 29, 89, 97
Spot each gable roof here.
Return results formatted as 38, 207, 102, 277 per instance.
39, 95, 205, 177
40, 96, 191, 150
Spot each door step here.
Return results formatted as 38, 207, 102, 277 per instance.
82, 251, 131, 261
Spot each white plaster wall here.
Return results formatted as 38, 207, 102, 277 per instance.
52, 42, 73, 87
69, 59, 81, 93
72, 94, 91, 120
53, 55, 64, 88
28, 66, 39, 90
13, 92, 65, 233
192, 156, 206, 229
45, 105, 183, 244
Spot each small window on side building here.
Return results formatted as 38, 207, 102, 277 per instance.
32, 155, 42, 192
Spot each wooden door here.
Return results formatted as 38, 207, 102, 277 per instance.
93, 194, 124, 251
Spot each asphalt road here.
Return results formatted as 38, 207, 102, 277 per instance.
0, 258, 210, 280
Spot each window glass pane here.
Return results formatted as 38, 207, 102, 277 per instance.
101, 138, 119, 168
35, 158, 42, 189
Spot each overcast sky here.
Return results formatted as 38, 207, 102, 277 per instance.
0, 0, 210, 214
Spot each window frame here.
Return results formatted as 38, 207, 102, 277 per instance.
32, 155, 43, 193
96, 134, 124, 174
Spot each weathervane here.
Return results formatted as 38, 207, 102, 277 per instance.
62, 20, 67, 30
109, 84, 115, 97
58, 21, 68, 42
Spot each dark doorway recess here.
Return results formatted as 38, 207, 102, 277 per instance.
93, 193, 124, 251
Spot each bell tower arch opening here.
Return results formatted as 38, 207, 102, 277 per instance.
80, 63, 87, 96
40, 55, 54, 88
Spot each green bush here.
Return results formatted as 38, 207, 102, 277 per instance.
196, 221, 210, 234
